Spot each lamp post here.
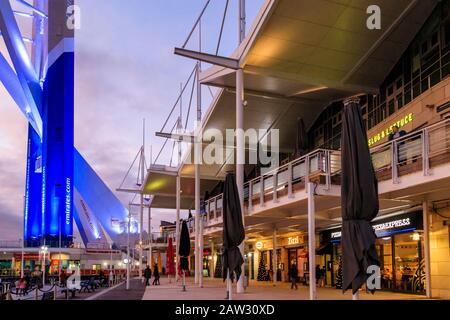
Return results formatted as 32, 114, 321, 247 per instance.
126, 214, 131, 290
40, 245, 48, 286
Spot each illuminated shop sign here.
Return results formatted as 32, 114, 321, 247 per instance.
288, 236, 300, 245
323, 211, 422, 241
368, 113, 414, 147
331, 231, 341, 239
255, 241, 264, 250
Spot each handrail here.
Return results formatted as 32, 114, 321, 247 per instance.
370, 117, 450, 152
200, 117, 450, 226
243, 148, 336, 188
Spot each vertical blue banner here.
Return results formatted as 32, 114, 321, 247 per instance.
23, 125, 43, 243
42, 51, 74, 242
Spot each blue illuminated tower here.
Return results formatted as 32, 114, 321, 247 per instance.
1, 0, 129, 249
24, 0, 75, 247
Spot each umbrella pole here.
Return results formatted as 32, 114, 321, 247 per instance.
307, 182, 317, 300
226, 272, 233, 300
182, 272, 186, 292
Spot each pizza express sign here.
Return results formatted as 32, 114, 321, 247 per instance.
323, 211, 423, 241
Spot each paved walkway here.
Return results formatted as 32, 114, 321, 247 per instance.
142, 277, 429, 300
92, 278, 146, 300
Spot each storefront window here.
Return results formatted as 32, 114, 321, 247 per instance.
393, 232, 425, 294
377, 237, 394, 290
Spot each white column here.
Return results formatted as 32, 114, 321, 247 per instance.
236, 0, 246, 294
148, 206, 153, 269
126, 208, 131, 290
199, 213, 204, 288
139, 193, 144, 280
272, 228, 277, 286
210, 241, 215, 278
20, 249, 24, 278
236, 67, 245, 294
11, 256, 15, 276
307, 182, 316, 300
176, 174, 181, 281
194, 61, 202, 286
423, 201, 432, 298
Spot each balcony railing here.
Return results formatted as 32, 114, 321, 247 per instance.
141, 232, 175, 246
201, 149, 341, 226
188, 118, 450, 232
371, 117, 450, 183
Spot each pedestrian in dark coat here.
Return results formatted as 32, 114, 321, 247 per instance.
144, 266, 152, 286
152, 264, 160, 285
289, 264, 298, 290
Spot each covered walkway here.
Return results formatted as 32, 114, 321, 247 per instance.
142, 277, 428, 301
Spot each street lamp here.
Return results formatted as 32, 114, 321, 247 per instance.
40, 245, 48, 286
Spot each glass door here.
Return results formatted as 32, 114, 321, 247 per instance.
376, 237, 394, 290
393, 232, 425, 294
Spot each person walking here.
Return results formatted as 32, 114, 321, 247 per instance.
109, 270, 115, 287
319, 266, 326, 287
289, 264, 298, 290
315, 265, 321, 285
144, 265, 152, 286
17, 277, 26, 296
152, 264, 160, 286
59, 269, 68, 287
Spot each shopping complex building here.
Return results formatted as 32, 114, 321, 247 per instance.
144, 0, 450, 298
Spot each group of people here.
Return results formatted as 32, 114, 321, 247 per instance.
15, 266, 43, 296
144, 264, 161, 286
288, 264, 327, 290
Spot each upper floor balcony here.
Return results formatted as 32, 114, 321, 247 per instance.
191, 118, 450, 237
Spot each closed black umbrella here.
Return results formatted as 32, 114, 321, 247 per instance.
178, 220, 190, 291
179, 220, 190, 271
295, 118, 308, 157
222, 172, 245, 282
341, 98, 380, 295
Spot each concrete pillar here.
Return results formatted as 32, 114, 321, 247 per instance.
272, 228, 277, 286
139, 193, 144, 280
176, 173, 181, 281
235, 0, 246, 295
236, 67, 245, 294
423, 201, 432, 298
210, 241, 215, 278
11, 256, 15, 276
148, 206, 153, 269
199, 212, 204, 288
307, 182, 316, 300
281, 248, 287, 282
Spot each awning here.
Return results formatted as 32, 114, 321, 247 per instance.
316, 242, 333, 255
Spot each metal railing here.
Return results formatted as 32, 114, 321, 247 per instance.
370, 118, 450, 183
194, 118, 450, 230
0, 240, 22, 248
141, 232, 175, 246
201, 149, 341, 226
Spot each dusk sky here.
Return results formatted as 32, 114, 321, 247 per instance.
0, 0, 264, 240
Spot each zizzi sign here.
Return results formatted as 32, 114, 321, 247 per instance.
287, 236, 300, 245
368, 113, 414, 146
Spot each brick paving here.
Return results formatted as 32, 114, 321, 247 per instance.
142, 277, 430, 301
92, 278, 146, 300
